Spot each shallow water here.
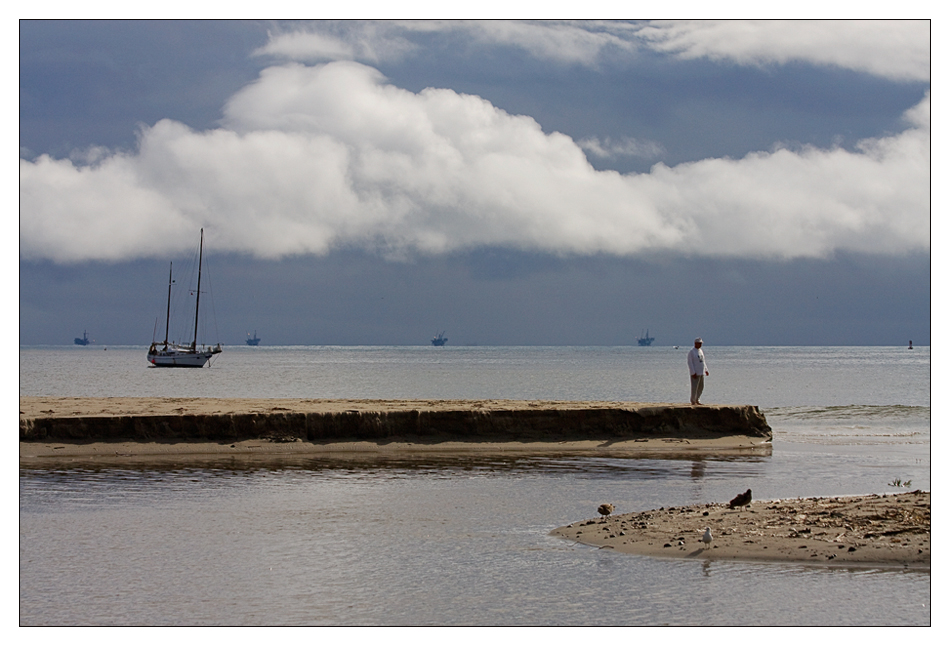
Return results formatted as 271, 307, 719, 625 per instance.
19, 447, 930, 626
19, 345, 930, 625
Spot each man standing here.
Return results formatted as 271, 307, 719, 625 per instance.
687, 338, 709, 405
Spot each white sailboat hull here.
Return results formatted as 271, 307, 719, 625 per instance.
148, 345, 222, 368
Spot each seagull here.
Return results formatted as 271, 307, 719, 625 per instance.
598, 503, 615, 521
702, 527, 712, 549
729, 489, 752, 508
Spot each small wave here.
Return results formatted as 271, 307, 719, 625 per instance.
771, 431, 929, 446
765, 404, 930, 422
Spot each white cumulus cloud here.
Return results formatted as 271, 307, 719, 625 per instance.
19, 61, 929, 263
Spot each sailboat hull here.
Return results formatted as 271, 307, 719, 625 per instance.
148, 346, 221, 367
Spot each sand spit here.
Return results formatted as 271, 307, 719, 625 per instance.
20, 397, 771, 458
552, 491, 930, 568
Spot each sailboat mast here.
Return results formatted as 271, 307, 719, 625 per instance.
163, 262, 173, 349
192, 229, 204, 351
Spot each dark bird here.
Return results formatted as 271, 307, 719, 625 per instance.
597, 503, 615, 520
729, 489, 752, 508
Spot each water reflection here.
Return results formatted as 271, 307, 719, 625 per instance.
21, 451, 770, 483
20, 447, 929, 626
690, 460, 707, 480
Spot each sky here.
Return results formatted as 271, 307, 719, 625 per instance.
18, 19, 932, 346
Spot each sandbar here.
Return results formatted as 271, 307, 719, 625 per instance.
552, 491, 930, 568
20, 396, 772, 459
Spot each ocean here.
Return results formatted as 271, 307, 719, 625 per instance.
19, 345, 930, 625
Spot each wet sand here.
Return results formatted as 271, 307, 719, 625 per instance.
552, 491, 930, 568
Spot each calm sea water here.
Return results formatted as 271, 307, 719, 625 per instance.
19, 345, 930, 625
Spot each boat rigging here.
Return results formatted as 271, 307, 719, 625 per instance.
147, 229, 222, 367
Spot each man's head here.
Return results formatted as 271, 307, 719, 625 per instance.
694, 337, 703, 349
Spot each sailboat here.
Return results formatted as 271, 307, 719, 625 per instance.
147, 229, 223, 367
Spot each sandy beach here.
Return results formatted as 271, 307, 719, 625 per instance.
552, 490, 930, 567
20, 396, 772, 459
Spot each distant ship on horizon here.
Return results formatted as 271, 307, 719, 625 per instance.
246, 330, 261, 346
431, 331, 448, 346
637, 329, 655, 346
74, 330, 91, 346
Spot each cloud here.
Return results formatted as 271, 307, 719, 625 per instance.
255, 31, 357, 62
256, 20, 633, 67
459, 20, 635, 66
256, 20, 931, 82
639, 98, 931, 258
19, 61, 929, 263
254, 23, 418, 63
578, 136, 665, 160
633, 20, 930, 82
19, 150, 193, 263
